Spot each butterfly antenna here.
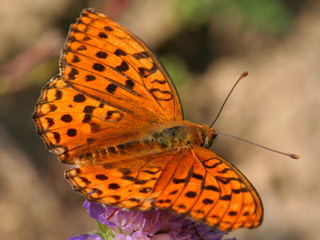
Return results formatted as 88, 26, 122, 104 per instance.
215, 132, 299, 159
209, 71, 248, 128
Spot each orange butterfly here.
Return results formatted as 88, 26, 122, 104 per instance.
33, 8, 263, 232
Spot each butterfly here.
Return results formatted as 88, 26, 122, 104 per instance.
33, 8, 263, 232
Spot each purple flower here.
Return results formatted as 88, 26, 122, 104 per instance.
67, 200, 236, 240
68, 233, 103, 240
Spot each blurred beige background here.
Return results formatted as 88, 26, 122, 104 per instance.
0, 0, 319, 239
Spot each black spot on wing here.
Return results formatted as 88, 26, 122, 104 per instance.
83, 36, 91, 41
86, 74, 96, 81
77, 45, 87, 51
83, 106, 95, 114
169, 190, 178, 195
228, 211, 238, 216
185, 191, 197, 198
125, 80, 135, 90
106, 84, 117, 94
142, 168, 162, 175
105, 111, 123, 121
72, 55, 80, 63
61, 114, 73, 123
177, 204, 186, 209
96, 51, 108, 59
115, 61, 129, 72
151, 79, 166, 84
232, 188, 249, 194
218, 168, 231, 174
220, 194, 232, 201
108, 183, 120, 189
49, 104, 57, 112
128, 198, 140, 203
173, 178, 186, 184
132, 51, 150, 60
204, 185, 220, 192
45, 117, 54, 127
203, 198, 214, 205
135, 179, 148, 185
55, 90, 62, 100
93, 63, 105, 72
122, 175, 135, 182
202, 159, 222, 169
118, 168, 132, 175
114, 49, 127, 56
73, 94, 86, 103
89, 123, 100, 133
79, 177, 91, 185
82, 114, 91, 123
53, 132, 60, 143
98, 32, 108, 39
243, 211, 250, 216
216, 177, 241, 184
67, 128, 77, 137
68, 68, 79, 80
104, 26, 113, 31
192, 173, 204, 180
138, 64, 158, 78
110, 195, 121, 201
150, 88, 173, 101
96, 174, 108, 180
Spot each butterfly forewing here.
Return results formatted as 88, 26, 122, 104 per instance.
61, 9, 183, 122
34, 8, 184, 163
33, 75, 147, 163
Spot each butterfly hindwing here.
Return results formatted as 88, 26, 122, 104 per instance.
65, 151, 176, 210
188, 147, 263, 231
66, 147, 262, 232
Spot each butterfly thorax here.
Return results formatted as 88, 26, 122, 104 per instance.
76, 121, 215, 165
152, 121, 216, 150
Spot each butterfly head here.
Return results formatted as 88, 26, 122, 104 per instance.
201, 125, 217, 148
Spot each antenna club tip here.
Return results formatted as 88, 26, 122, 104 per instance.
289, 154, 300, 159
241, 71, 249, 78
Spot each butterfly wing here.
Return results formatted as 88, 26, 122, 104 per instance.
33, 75, 154, 163
61, 8, 183, 121
33, 8, 183, 163
66, 147, 263, 231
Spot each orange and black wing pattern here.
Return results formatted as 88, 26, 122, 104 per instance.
66, 147, 263, 232
33, 9, 183, 164
33, 8, 263, 232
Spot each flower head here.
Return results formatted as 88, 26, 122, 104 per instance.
68, 200, 236, 240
